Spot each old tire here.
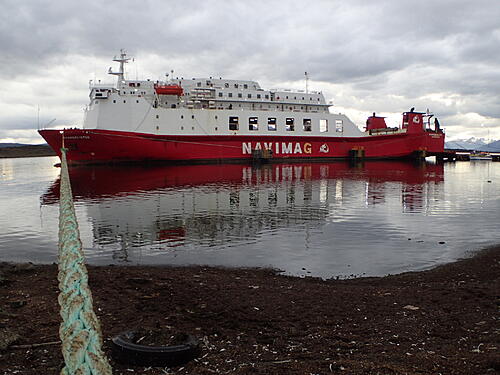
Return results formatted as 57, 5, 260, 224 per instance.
111, 331, 199, 367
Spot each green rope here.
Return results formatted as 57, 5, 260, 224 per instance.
58, 148, 112, 375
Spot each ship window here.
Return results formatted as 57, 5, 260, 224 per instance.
113, 100, 116, 103
192, 115, 195, 119
156, 115, 159, 119
303, 118, 312, 131
229, 116, 239, 130
123, 100, 126, 103
268, 118, 277, 131
310, 97, 312, 101
257, 94, 261, 99
215, 126, 218, 131
225, 83, 229, 88
336, 119, 343, 132
219, 92, 223, 97
234, 83, 239, 88
244, 84, 248, 89
215, 115, 218, 119
156, 126, 159, 130
94, 100, 98, 104
137, 83, 141, 87
249, 117, 258, 131
228, 93, 233, 98
286, 96, 288, 99
181, 115, 184, 119
136, 100, 139, 103
302, 97, 304, 100
171, 104, 176, 108
238, 93, 242, 98
320, 119, 328, 132
286, 118, 295, 131
248, 94, 252, 98
265, 94, 269, 99
197, 82, 201, 87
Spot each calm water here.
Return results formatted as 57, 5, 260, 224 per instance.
1, 156, 499, 278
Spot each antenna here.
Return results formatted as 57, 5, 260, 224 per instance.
108, 49, 131, 83
305, 72, 309, 94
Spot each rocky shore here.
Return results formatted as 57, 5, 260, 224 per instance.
1, 246, 499, 374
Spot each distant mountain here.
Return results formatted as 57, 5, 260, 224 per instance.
445, 138, 500, 152
0, 143, 31, 148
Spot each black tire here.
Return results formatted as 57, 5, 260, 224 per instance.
111, 331, 200, 367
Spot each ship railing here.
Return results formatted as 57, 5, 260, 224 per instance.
270, 89, 322, 95
89, 81, 115, 89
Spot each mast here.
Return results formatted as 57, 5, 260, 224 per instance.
108, 49, 131, 83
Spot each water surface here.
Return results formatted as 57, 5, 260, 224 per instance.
1, 157, 499, 278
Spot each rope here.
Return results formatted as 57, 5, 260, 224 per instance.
58, 147, 112, 375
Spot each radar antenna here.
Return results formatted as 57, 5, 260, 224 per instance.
108, 49, 131, 82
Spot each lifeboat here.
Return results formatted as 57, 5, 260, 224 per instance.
154, 84, 183, 96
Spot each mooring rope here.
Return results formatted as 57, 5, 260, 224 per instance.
58, 147, 112, 375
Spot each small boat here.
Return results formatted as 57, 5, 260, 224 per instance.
469, 152, 492, 160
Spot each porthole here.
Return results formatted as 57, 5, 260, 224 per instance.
156, 126, 159, 130
192, 115, 195, 119
181, 115, 184, 119
192, 126, 195, 130
215, 127, 218, 131
181, 126, 184, 130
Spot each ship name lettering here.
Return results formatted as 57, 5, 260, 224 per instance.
304, 143, 312, 154
243, 142, 308, 155
281, 142, 292, 154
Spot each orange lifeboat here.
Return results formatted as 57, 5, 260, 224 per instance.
154, 84, 183, 96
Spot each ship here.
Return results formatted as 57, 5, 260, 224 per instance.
39, 50, 445, 165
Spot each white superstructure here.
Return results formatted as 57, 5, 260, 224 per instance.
84, 50, 364, 137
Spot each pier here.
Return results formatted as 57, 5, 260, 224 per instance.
437, 150, 500, 162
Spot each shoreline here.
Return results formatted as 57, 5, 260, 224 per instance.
0, 145, 56, 159
1, 246, 499, 374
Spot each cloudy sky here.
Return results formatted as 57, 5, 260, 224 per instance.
1, 0, 499, 143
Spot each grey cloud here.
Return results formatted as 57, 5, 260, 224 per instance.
1, 0, 500, 141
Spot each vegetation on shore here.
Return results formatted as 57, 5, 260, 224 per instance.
0, 145, 56, 158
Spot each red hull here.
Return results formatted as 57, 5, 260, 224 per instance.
39, 128, 444, 165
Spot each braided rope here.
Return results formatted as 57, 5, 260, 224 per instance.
58, 148, 112, 375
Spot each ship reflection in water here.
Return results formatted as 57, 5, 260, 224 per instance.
41, 161, 445, 278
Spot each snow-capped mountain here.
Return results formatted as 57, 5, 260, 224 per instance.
445, 138, 500, 152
